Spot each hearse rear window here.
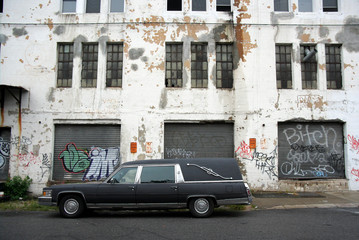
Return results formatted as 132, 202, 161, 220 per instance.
140, 166, 175, 183
111, 167, 137, 184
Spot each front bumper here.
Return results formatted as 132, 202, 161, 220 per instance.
38, 196, 56, 206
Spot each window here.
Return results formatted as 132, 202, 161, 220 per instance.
274, 0, 288, 11
217, 0, 231, 11
86, 0, 100, 13
111, 167, 137, 184
106, 43, 123, 87
301, 45, 317, 89
110, 0, 124, 12
81, 43, 98, 87
57, 43, 74, 88
166, 43, 183, 87
192, 0, 206, 11
140, 166, 175, 183
299, 0, 312, 12
167, 0, 182, 11
191, 43, 208, 88
0, 0, 3, 13
216, 43, 233, 88
62, 0, 76, 13
323, 0, 338, 12
326, 45, 342, 89
276, 45, 292, 89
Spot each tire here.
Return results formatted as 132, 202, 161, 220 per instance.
59, 195, 85, 218
189, 197, 214, 218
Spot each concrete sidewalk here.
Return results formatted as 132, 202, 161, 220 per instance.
251, 191, 359, 210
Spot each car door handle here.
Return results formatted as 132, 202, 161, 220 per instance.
128, 186, 135, 191
171, 186, 178, 191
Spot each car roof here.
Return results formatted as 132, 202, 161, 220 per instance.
121, 158, 237, 166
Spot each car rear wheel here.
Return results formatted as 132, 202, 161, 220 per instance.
59, 195, 85, 218
189, 197, 214, 218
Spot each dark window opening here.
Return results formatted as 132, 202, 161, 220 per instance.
0, 0, 3, 13
191, 43, 208, 88
323, 0, 338, 12
276, 44, 292, 89
326, 45, 342, 89
274, 0, 288, 11
166, 43, 183, 88
140, 166, 175, 184
81, 43, 98, 88
216, 43, 233, 88
86, 0, 101, 13
301, 45, 317, 89
217, 0, 231, 12
57, 43, 74, 88
167, 0, 182, 11
192, 0, 206, 11
106, 43, 123, 87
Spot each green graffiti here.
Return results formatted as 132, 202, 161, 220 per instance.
59, 143, 90, 173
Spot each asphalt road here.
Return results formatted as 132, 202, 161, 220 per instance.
1, 208, 359, 240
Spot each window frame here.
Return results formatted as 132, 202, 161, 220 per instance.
191, 42, 208, 88
192, 0, 207, 12
325, 44, 342, 90
62, 0, 77, 13
300, 45, 318, 89
57, 43, 74, 88
106, 42, 123, 88
110, 0, 124, 13
81, 43, 99, 88
298, 0, 313, 12
274, 0, 289, 12
216, 43, 234, 89
216, 0, 231, 12
86, 0, 101, 13
165, 43, 183, 88
275, 44, 293, 89
323, 0, 338, 12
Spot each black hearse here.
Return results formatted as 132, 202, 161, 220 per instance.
39, 158, 252, 218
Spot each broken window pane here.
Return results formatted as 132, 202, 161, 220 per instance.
301, 45, 317, 89
276, 44, 292, 89
106, 43, 123, 87
82, 43, 98, 87
326, 45, 342, 89
216, 43, 233, 88
57, 43, 74, 88
166, 43, 183, 88
191, 43, 208, 88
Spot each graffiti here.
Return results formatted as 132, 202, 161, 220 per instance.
10, 136, 32, 153
0, 138, 10, 169
235, 141, 252, 159
12, 152, 40, 169
290, 143, 326, 153
59, 143, 90, 173
281, 162, 335, 177
83, 147, 120, 181
351, 168, 359, 182
165, 148, 196, 159
348, 134, 359, 154
39, 153, 52, 181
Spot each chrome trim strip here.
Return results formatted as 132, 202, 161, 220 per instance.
183, 180, 244, 184
217, 198, 251, 205
186, 163, 233, 180
87, 203, 187, 209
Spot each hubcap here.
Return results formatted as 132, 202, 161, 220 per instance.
194, 198, 209, 214
64, 199, 79, 215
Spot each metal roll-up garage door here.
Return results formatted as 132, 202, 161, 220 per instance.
53, 124, 121, 181
164, 122, 234, 159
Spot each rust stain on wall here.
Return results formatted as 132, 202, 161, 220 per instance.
319, 64, 326, 70
175, 17, 209, 40
46, 18, 54, 31
301, 33, 310, 42
292, 3, 297, 12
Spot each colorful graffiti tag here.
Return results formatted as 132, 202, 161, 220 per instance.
348, 134, 359, 154
58, 143, 120, 181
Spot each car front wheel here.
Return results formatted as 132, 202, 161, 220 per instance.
59, 195, 85, 218
189, 197, 214, 218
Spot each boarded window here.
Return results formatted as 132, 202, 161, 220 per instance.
110, 0, 124, 12
164, 123, 234, 159
0, 128, 11, 181
276, 44, 292, 89
167, 0, 182, 11
323, 0, 338, 12
299, 0, 312, 12
278, 122, 345, 179
53, 124, 121, 181
57, 43, 74, 88
301, 45, 317, 89
216, 43, 233, 88
274, 0, 288, 11
166, 43, 183, 88
81, 43, 98, 88
192, 0, 206, 11
106, 43, 123, 87
326, 44, 342, 89
191, 43, 208, 88
62, 0, 76, 13
86, 0, 101, 13
217, 0, 231, 11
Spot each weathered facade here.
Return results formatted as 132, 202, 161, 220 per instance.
0, 0, 358, 195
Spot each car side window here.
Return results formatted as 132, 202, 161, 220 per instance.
140, 166, 175, 183
110, 167, 137, 184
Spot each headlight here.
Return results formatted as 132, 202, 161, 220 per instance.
42, 190, 52, 197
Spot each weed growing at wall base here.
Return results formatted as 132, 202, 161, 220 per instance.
4, 176, 32, 201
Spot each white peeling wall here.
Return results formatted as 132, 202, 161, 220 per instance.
0, 0, 358, 194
